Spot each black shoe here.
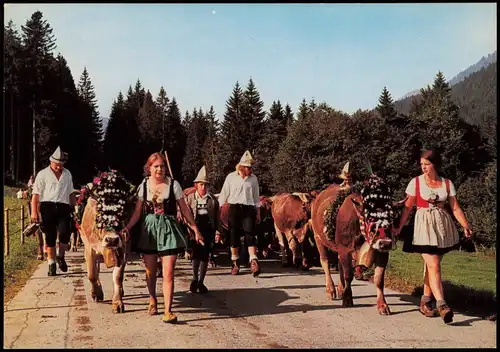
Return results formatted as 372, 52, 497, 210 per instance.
190, 280, 198, 293
198, 283, 208, 294
56, 256, 68, 272
48, 263, 56, 276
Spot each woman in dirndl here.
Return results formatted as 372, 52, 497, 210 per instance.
393, 149, 472, 324
123, 152, 204, 324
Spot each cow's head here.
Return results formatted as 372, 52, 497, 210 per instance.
350, 175, 396, 252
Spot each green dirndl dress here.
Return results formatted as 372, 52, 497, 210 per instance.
135, 180, 187, 257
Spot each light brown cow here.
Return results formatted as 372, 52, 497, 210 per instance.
79, 198, 129, 313
271, 192, 315, 269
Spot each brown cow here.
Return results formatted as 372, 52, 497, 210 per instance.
310, 175, 401, 315
271, 192, 315, 269
79, 198, 130, 313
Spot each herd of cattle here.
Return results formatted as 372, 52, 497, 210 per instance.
74, 172, 408, 316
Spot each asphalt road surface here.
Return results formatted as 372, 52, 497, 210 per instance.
4, 249, 496, 348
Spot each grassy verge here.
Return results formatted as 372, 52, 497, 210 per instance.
3, 187, 42, 305
379, 245, 496, 317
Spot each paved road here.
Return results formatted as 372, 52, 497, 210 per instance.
4, 249, 496, 348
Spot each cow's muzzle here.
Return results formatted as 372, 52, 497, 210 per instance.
102, 234, 122, 249
372, 238, 394, 252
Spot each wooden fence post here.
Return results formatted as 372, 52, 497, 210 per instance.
21, 205, 25, 244
4, 208, 9, 256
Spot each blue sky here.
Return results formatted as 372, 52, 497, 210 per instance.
4, 3, 497, 120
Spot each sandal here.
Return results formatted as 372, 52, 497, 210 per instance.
162, 312, 178, 324
148, 298, 158, 316
250, 259, 261, 277
231, 264, 240, 276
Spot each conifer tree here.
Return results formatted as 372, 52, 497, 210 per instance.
218, 81, 246, 175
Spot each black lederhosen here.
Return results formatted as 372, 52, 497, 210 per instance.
190, 214, 215, 262
39, 202, 72, 247
228, 204, 257, 248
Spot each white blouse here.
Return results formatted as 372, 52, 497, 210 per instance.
405, 175, 456, 202
136, 177, 184, 202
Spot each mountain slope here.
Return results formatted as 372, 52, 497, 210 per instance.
399, 51, 497, 99
394, 61, 497, 132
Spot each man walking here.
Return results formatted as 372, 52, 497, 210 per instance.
31, 147, 76, 276
218, 150, 262, 277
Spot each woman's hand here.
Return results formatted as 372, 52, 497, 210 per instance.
121, 227, 131, 242
392, 227, 402, 237
463, 226, 473, 238
194, 228, 204, 246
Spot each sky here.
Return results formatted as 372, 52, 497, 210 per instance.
4, 3, 497, 121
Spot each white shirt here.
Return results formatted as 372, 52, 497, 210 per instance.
136, 177, 184, 201
32, 166, 74, 205
218, 171, 261, 207
195, 191, 209, 215
405, 175, 456, 202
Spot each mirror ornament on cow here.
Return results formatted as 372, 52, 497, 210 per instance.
77, 170, 136, 313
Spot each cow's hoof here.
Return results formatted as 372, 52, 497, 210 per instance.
336, 287, 343, 301
377, 303, 391, 316
92, 286, 104, 302
112, 302, 125, 313
342, 297, 354, 308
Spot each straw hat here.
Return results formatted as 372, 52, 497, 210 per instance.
49, 146, 68, 164
339, 161, 351, 180
193, 166, 210, 184
239, 150, 255, 167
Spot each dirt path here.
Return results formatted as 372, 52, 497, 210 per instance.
4, 250, 496, 348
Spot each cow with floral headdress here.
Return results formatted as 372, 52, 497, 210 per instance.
310, 164, 406, 315
77, 170, 136, 313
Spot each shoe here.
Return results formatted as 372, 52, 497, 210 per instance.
190, 280, 198, 293
56, 256, 68, 272
419, 300, 439, 317
231, 264, 240, 276
198, 283, 208, 294
162, 312, 178, 324
438, 304, 454, 324
48, 263, 56, 276
250, 259, 261, 277
148, 298, 158, 316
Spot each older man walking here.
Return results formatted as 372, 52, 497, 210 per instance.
31, 147, 76, 276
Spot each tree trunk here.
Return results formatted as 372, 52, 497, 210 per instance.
32, 96, 37, 177
10, 90, 16, 184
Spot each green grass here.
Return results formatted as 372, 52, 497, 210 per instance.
388, 246, 496, 294
3, 187, 41, 305
382, 245, 496, 315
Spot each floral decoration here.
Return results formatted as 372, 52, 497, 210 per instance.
75, 169, 136, 231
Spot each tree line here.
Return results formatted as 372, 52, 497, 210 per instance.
4, 11, 496, 248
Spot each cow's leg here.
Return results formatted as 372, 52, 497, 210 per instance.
71, 231, 77, 252
111, 264, 126, 313
274, 223, 290, 267
285, 232, 301, 268
36, 230, 44, 260
339, 251, 354, 308
300, 235, 313, 271
374, 251, 391, 315
86, 247, 103, 302
315, 236, 337, 300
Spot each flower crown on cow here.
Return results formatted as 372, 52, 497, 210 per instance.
76, 170, 135, 231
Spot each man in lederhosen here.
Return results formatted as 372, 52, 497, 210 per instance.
218, 150, 262, 277
31, 147, 77, 276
